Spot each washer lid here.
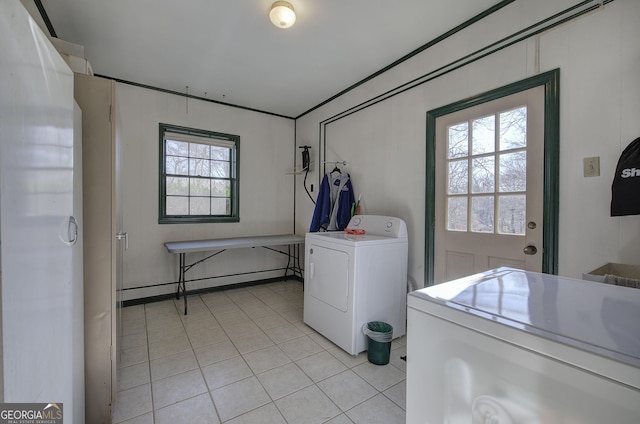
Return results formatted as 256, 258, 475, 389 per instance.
410, 267, 640, 367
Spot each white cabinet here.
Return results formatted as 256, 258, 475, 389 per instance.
75, 73, 125, 423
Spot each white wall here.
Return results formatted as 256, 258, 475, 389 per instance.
117, 0, 640, 300
295, 0, 640, 284
117, 84, 296, 299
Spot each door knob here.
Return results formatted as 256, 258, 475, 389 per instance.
523, 245, 537, 255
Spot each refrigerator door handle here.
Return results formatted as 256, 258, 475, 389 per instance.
59, 216, 78, 246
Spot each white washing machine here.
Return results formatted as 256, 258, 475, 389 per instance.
406, 268, 640, 423
304, 215, 408, 355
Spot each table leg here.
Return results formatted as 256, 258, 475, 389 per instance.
296, 244, 303, 280
176, 252, 188, 315
284, 244, 293, 280
283, 244, 304, 281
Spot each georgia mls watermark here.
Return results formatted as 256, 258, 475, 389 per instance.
0, 403, 62, 424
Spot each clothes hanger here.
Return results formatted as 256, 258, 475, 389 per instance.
331, 164, 341, 174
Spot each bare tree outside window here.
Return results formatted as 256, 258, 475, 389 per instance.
159, 124, 239, 224
446, 106, 527, 235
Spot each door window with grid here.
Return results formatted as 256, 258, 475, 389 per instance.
159, 124, 239, 223
446, 106, 527, 235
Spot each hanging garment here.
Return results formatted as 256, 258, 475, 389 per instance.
310, 172, 355, 232
611, 137, 640, 216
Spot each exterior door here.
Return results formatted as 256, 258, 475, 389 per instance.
434, 86, 545, 283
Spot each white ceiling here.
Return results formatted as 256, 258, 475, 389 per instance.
40, 0, 503, 118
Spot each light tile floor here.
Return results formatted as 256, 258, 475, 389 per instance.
114, 280, 407, 424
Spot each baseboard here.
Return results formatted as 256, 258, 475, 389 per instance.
122, 275, 303, 308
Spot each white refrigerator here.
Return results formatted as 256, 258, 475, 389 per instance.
0, 2, 84, 422
407, 267, 640, 423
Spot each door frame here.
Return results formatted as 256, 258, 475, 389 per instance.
425, 69, 560, 285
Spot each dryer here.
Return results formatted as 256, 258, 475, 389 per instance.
304, 215, 408, 355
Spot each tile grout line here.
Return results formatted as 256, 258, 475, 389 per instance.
144, 304, 156, 423
211, 284, 309, 422
231, 283, 351, 423
118, 281, 405, 423
220, 286, 298, 422
188, 293, 225, 424
226, 284, 312, 423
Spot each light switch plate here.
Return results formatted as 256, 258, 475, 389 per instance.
583, 156, 600, 177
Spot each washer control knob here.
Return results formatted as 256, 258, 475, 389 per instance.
386, 221, 393, 228
352, 217, 361, 226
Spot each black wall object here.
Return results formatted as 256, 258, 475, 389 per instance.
611, 137, 640, 216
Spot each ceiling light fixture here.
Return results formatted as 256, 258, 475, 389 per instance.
269, 1, 296, 29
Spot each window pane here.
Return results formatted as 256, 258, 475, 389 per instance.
447, 122, 468, 159
211, 180, 230, 196
190, 178, 210, 196
472, 156, 495, 194
189, 143, 210, 159
211, 198, 230, 215
189, 197, 210, 215
166, 196, 188, 215
498, 195, 526, 235
472, 115, 495, 155
211, 146, 230, 161
211, 161, 230, 178
189, 157, 210, 177
471, 196, 494, 233
166, 140, 189, 156
499, 151, 526, 192
166, 177, 188, 195
166, 155, 188, 175
160, 124, 239, 222
448, 159, 468, 194
447, 197, 467, 231
500, 107, 527, 150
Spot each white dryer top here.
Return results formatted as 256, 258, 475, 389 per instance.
346, 215, 407, 238
305, 231, 404, 247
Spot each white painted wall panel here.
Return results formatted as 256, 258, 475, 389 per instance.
117, 84, 296, 299
296, 0, 640, 283
541, 6, 624, 279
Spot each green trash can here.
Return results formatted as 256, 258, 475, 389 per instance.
363, 321, 393, 365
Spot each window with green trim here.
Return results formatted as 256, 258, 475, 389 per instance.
159, 123, 239, 223
445, 106, 527, 235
